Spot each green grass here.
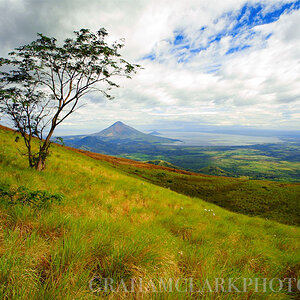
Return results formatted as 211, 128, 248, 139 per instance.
108, 163, 300, 226
0, 127, 300, 299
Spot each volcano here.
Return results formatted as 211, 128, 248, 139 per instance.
93, 121, 145, 138
91, 121, 179, 143
61, 121, 181, 153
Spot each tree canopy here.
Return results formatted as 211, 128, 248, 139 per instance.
0, 28, 140, 170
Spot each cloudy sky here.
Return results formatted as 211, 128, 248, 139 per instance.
0, 0, 300, 134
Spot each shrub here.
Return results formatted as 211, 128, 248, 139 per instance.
0, 184, 63, 209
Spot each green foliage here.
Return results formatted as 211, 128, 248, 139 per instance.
54, 137, 65, 146
0, 183, 63, 209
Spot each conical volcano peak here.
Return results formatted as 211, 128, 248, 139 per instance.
93, 121, 140, 137
91, 121, 180, 143
112, 121, 125, 126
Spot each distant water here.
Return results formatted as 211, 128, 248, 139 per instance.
159, 131, 282, 146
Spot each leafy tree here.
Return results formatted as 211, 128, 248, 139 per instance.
0, 28, 139, 170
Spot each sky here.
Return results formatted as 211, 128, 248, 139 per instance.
0, 0, 300, 134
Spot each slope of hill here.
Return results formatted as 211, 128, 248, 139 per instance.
0, 126, 300, 298
198, 166, 232, 176
145, 159, 180, 169
70, 147, 300, 226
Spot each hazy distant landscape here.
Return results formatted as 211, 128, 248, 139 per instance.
156, 131, 283, 146
61, 122, 300, 182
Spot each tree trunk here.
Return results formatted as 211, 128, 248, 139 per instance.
35, 140, 50, 171
28, 154, 34, 168
35, 147, 47, 171
36, 156, 46, 171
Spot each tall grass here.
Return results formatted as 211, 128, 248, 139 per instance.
0, 127, 299, 299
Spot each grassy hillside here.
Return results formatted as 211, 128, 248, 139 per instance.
0, 126, 300, 299
70, 148, 300, 227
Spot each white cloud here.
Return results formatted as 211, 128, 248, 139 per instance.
0, 0, 299, 132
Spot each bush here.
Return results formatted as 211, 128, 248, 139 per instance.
0, 184, 63, 209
